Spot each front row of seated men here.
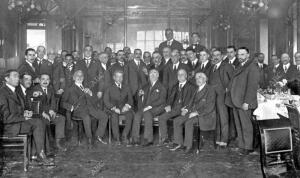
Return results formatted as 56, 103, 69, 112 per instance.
0, 67, 216, 157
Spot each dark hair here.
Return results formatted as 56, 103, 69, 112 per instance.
213, 47, 222, 53
25, 48, 35, 55
104, 47, 112, 51
20, 72, 32, 79
185, 47, 195, 53
39, 73, 51, 80
238, 47, 250, 54
4, 69, 18, 79
152, 51, 161, 56
134, 49, 142, 54
271, 54, 278, 58
113, 70, 124, 76
165, 28, 173, 33
117, 50, 124, 55
61, 50, 68, 54
143, 51, 151, 57
191, 32, 200, 37
65, 54, 74, 59
84, 45, 93, 51
227, 45, 236, 51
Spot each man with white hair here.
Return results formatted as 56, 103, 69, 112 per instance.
276, 53, 297, 81
170, 72, 216, 154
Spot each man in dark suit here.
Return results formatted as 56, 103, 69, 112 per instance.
157, 69, 196, 144
188, 32, 206, 58
131, 69, 167, 146
48, 50, 65, 95
30, 73, 66, 151
170, 72, 216, 153
161, 46, 173, 67
276, 53, 297, 81
17, 48, 39, 84
104, 70, 134, 145
15, 73, 33, 112
34, 46, 53, 80
209, 48, 234, 148
150, 52, 165, 83
158, 28, 183, 55
62, 54, 75, 89
124, 49, 148, 110
74, 45, 101, 93
186, 47, 201, 80
180, 50, 189, 64
266, 54, 281, 87
143, 51, 152, 71
0, 70, 51, 164
109, 50, 127, 76
223, 45, 240, 69
197, 49, 213, 78
163, 49, 188, 95
62, 70, 108, 149
256, 53, 268, 89
226, 47, 260, 155
294, 52, 300, 80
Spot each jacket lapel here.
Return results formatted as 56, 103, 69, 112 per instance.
4, 85, 22, 106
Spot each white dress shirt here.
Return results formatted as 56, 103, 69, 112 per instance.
6, 83, 15, 93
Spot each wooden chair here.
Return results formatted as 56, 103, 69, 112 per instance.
0, 134, 31, 171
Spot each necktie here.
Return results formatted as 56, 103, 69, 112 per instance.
201, 64, 204, 70
179, 84, 183, 91
173, 64, 177, 71
43, 88, 47, 95
167, 41, 171, 46
117, 83, 121, 89
86, 60, 90, 67
284, 66, 287, 73
79, 85, 84, 91
213, 65, 217, 72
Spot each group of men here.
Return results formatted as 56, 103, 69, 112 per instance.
3, 27, 295, 164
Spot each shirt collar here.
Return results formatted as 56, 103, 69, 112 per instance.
115, 82, 121, 88
101, 63, 107, 70
134, 59, 140, 65
202, 60, 208, 67
151, 80, 157, 87
20, 84, 26, 95
241, 59, 248, 66
275, 64, 279, 68
179, 80, 187, 87
84, 57, 91, 60
26, 60, 33, 67
75, 82, 83, 88
215, 61, 222, 69
284, 63, 290, 69
168, 39, 174, 43
6, 83, 15, 93
229, 57, 236, 63
182, 60, 188, 64
192, 58, 198, 65
173, 62, 179, 68
198, 83, 206, 92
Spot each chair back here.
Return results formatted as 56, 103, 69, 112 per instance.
285, 104, 300, 132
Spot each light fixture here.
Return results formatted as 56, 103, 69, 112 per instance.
241, 0, 269, 14
8, 0, 39, 13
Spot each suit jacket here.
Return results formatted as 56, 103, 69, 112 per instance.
33, 59, 53, 78
226, 59, 260, 109
17, 61, 38, 80
186, 59, 201, 81
0, 85, 26, 136
188, 43, 206, 57
223, 57, 240, 69
158, 39, 183, 55
30, 85, 56, 114
167, 81, 196, 109
61, 84, 93, 114
74, 58, 101, 90
97, 63, 112, 93
208, 61, 234, 94
276, 64, 298, 81
142, 81, 167, 115
196, 60, 213, 78
103, 83, 133, 111
52, 61, 65, 91
256, 63, 268, 89
186, 84, 216, 131
162, 62, 189, 93
161, 58, 173, 67
124, 60, 148, 95
63, 63, 75, 88
109, 62, 126, 77
266, 64, 281, 86
15, 85, 31, 110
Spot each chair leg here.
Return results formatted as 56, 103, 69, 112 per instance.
108, 116, 112, 144
197, 127, 201, 154
23, 136, 28, 172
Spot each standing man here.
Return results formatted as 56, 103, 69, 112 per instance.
104, 70, 134, 145
266, 54, 281, 86
131, 69, 167, 146
124, 49, 148, 110
97, 52, 112, 104
157, 69, 196, 144
209, 48, 233, 148
150, 52, 165, 83
188, 32, 206, 58
224, 46, 239, 69
163, 49, 188, 95
161, 46, 173, 66
159, 28, 183, 55
18, 48, 39, 84
110, 50, 127, 76
186, 47, 201, 80
226, 47, 260, 155
197, 48, 213, 78
143, 51, 152, 71
34, 46, 53, 79
276, 53, 297, 81
256, 53, 268, 89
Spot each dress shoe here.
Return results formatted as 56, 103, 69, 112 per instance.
142, 142, 153, 147
170, 144, 185, 151
97, 136, 107, 145
56, 139, 67, 151
87, 138, 93, 149
184, 147, 194, 154
38, 150, 55, 166
115, 140, 121, 146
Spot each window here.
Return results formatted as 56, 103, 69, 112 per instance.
107, 43, 124, 52
26, 22, 46, 50
137, 30, 189, 52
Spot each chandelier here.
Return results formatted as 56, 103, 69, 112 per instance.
241, 0, 269, 13
8, 0, 41, 12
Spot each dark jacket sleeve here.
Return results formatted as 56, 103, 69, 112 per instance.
61, 89, 73, 111
194, 89, 216, 117
245, 64, 260, 109
0, 95, 24, 124
150, 85, 167, 108
126, 86, 134, 107
103, 87, 114, 109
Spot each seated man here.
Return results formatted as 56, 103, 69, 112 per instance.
62, 70, 108, 149
170, 72, 216, 154
30, 73, 66, 151
0, 70, 51, 164
157, 69, 196, 144
131, 69, 167, 146
103, 70, 134, 145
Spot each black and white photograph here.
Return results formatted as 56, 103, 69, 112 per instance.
0, 0, 300, 177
